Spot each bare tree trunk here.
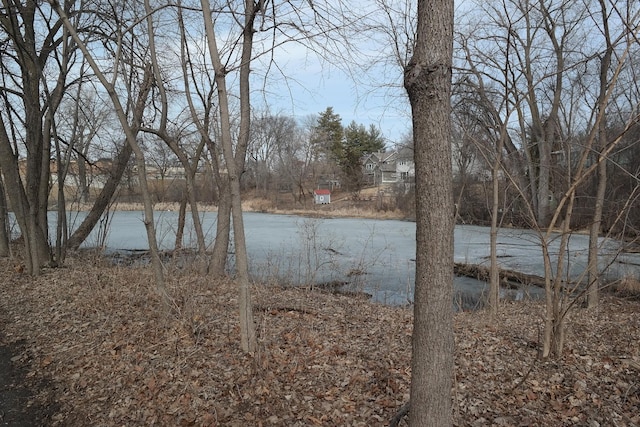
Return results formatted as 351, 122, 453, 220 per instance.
0, 172, 10, 257
489, 165, 500, 315
66, 74, 152, 251
588, 0, 613, 309
0, 0, 58, 274
200, 0, 258, 353
210, 183, 232, 276
0, 117, 37, 273
77, 155, 89, 204
175, 197, 187, 251
133, 142, 166, 296
66, 143, 133, 250
489, 82, 512, 315
53, 126, 70, 265
51, 5, 166, 297
171, 140, 208, 255
405, 0, 454, 424
177, 6, 230, 275
536, 132, 552, 227
182, 165, 206, 254
142, 0, 206, 257
588, 152, 607, 308
543, 186, 577, 358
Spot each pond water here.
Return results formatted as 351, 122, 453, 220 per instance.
29, 211, 640, 307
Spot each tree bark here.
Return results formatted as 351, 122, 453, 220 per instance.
66, 143, 133, 250
200, 0, 258, 353
405, 0, 454, 424
177, 6, 231, 276
51, 3, 167, 298
0, 0, 66, 273
489, 163, 500, 315
0, 115, 38, 274
588, 0, 613, 309
210, 182, 232, 276
588, 146, 607, 308
0, 171, 10, 257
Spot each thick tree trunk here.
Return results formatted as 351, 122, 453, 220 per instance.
405, 0, 455, 424
0, 115, 46, 274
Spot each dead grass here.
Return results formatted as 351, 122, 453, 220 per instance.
611, 275, 640, 297
1, 256, 639, 426
64, 199, 407, 220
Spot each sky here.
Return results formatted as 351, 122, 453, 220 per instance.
246, 0, 473, 147
256, 62, 412, 146
245, 2, 415, 148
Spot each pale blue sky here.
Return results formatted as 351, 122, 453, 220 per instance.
256, 63, 412, 146
248, 54, 412, 146
247, 3, 414, 147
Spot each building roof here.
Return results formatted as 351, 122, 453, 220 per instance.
314, 189, 331, 195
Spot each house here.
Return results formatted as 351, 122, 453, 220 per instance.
395, 146, 415, 182
362, 151, 396, 185
362, 147, 415, 186
313, 189, 331, 204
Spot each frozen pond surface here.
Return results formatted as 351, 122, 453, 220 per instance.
46, 211, 640, 306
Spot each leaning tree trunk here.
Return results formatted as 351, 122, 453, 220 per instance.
404, 0, 455, 424
65, 143, 133, 250
177, 6, 232, 277
65, 65, 152, 251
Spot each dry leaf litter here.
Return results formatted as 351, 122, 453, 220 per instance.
0, 256, 638, 426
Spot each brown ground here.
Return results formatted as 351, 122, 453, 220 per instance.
0, 253, 639, 426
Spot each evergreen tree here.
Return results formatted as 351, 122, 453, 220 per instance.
342, 121, 386, 191
311, 107, 344, 161
312, 108, 386, 193
343, 122, 385, 159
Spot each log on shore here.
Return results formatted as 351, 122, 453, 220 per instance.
454, 263, 548, 288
